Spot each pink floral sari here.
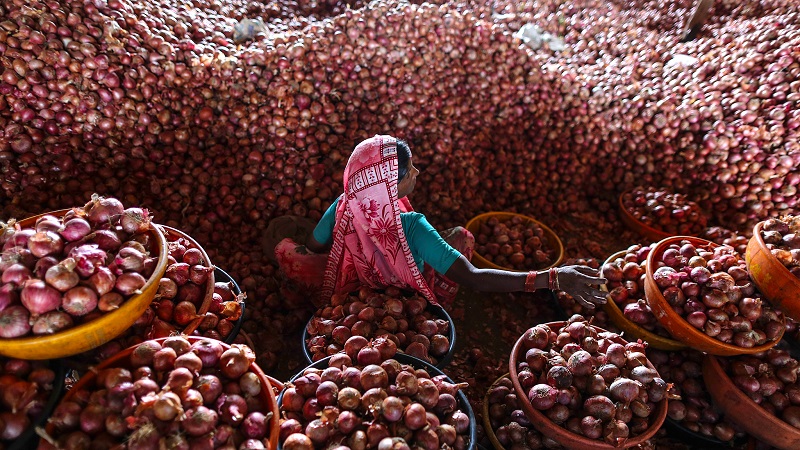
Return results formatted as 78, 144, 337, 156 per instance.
321, 135, 437, 302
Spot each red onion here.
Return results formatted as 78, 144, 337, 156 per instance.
27, 231, 64, 258
20, 278, 61, 316
59, 218, 92, 242
68, 244, 107, 278
0, 283, 18, 311
120, 208, 150, 234
84, 194, 124, 225
32, 310, 74, 334
88, 266, 116, 296
1, 264, 32, 285
61, 286, 98, 316
115, 272, 147, 296
0, 305, 31, 338
220, 346, 254, 379
191, 338, 224, 368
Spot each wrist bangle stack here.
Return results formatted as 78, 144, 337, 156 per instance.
524, 271, 538, 292
549, 267, 560, 291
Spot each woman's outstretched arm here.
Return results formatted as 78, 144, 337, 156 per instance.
444, 255, 608, 308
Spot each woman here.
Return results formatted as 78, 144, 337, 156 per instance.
276, 135, 607, 308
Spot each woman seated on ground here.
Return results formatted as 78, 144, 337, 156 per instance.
276, 135, 607, 309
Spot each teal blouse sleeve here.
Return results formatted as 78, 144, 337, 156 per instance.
313, 198, 460, 275
312, 196, 340, 245
402, 212, 462, 274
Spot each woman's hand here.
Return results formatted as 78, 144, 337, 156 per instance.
556, 265, 608, 309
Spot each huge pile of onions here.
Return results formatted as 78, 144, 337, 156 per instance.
1, 0, 800, 376
646, 348, 741, 443
0, 357, 58, 442
621, 187, 708, 236
515, 315, 667, 446
40, 336, 273, 449
305, 286, 452, 366
484, 374, 564, 449
602, 244, 671, 338
279, 344, 471, 450
650, 239, 783, 347
474, 215, 557, 270
759, 216, 800, 279
721, 346, 800, 429
0, 194, 156, 338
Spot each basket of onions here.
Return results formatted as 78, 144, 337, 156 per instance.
0, 195, 168, 360
50, 223, 222, 368
303, 286, 455, 368
618, 187, 707, 242
702, 347, 800, 449
0, 357, 65, 449
601, 246, 685, 351
746, 216, 800, 322
151, 225, 216, 338
644, 236, 785, 355
465, 212, 564, 272
205, 267, 246, 344
38, 336, 280, 449
646, 348, 745, 448
277, 338, 476, 450
508, 316, 668, 449
483, 373, 565, 450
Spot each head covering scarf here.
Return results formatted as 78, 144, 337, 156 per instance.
320, 135, 437, 303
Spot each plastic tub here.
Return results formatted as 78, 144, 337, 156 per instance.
278, 353, 477, 450
213, 266, 245, 344
644, 236, 783, 356
6, 358, 66, 450
746, 220, 800, 322
703, 354, 800, 450
302, 301, 457, 369
465, 212, 564, 272
602, 250, 686, 351
38, 336, 280, 450
0, 209, 168, 360
618, 191, 673, 242
158, 225, 215, 336
508, 321, 667, 449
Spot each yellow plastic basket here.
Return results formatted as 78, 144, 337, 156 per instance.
0, 209, 168, 360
